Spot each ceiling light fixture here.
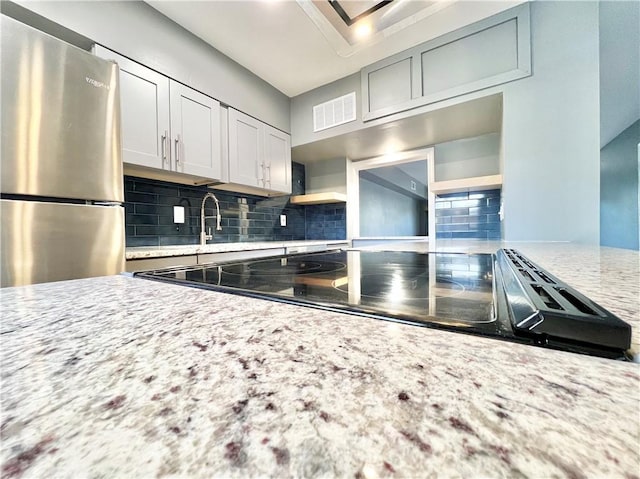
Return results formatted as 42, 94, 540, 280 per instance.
354, 22, 372, 38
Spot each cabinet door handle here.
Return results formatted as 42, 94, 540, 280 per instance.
175, 136, 181, 167
260, 162, 266, 187
161, 131, 168, 163
266, 164, 271, 187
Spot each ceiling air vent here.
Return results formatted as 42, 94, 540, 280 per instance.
313, 92, 356, 132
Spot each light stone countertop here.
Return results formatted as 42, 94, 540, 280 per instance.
126, 240, 349, 260
1, 240, 639, 478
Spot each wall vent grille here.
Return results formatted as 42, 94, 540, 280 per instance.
313, 92, 356, 132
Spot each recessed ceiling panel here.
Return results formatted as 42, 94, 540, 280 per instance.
302, 0, 452, 55
337, 1, 385, 19
330, 0, 392, 26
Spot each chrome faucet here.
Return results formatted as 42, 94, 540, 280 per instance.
200, 192, 222, 245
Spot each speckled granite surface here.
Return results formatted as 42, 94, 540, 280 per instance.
126, 240, 349, 259
1, 241, 639, 478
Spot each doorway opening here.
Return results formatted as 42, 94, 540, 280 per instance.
346, 147, 435, 242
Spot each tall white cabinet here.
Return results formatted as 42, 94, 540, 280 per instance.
94, 45, 222, 182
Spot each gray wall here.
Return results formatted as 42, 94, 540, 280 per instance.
434, 133, 500, 181
500, 1, 600, 243
291, 73, 362, 147
600, 121, 640, 250
365, 165, 428, 199
599, 0, 640, 148
292, 2, 603, 244
598, 0, 639, 251
304, 158, 347, 194
359, 177, 424, 237
11, 0, 290, 133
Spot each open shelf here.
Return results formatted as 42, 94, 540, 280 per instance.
429, 174, 502, 195
290, 192, 347, 205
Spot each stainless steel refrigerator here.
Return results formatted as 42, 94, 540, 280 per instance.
1, 15, 125, 287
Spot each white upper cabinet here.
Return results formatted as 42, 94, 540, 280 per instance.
263, 124, 291, 194
361, 3, 531, 121
170, 82, 221, 179
226, 108, 291, 196
228, 108, 263, 188
94, 45, 222, 182
95, 46, 290, 194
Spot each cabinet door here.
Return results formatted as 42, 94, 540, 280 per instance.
228, 108, 262, 188
94, 46, 170, 170
366, 57, 414, 114
263, 125, 291, 194
170, 81, 221, 180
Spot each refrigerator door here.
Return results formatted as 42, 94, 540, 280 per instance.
1, 200, 125, 287
0, 15, 123, 202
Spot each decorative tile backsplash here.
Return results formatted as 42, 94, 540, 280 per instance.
125, 175, 497, 245
124, 176, 307, 247
305, 204, 347, 240
435, 189, 501, 240
124, 163, 346, 247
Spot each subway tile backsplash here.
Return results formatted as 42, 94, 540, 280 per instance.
125, 175, 496, 245
124, 165, 346, 247
305, 204, 347, 240
435, 189, 501, 240
124, 176, 306, 247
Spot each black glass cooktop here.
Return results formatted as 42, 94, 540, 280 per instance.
136, 249, 632, 359
142, 251, 500, 331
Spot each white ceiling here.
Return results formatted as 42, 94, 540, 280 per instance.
146, 0, 525, 97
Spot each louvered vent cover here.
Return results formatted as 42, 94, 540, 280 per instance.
313, 92, 356, 132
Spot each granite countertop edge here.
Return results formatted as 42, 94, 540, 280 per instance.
125, 240, 350, 259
